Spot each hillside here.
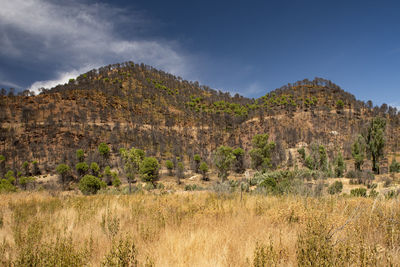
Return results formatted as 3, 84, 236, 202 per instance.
0, 62, 399, 174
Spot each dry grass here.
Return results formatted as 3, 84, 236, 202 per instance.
0, 191, 399, 266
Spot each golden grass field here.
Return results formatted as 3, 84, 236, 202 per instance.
0, 191, 399, 266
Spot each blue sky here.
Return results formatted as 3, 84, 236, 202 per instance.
0, 0, 399, 108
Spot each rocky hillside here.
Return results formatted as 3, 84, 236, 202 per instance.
0, 62, 399, 173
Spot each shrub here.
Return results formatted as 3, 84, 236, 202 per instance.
350, 188, 367, 197
90, 162, 100, 176
98, 143, 110, 158
297, 147, 306, 161
112, 176, 121, 188
76, 149, 85, 162
32, 161, 41, 175
56, 164, 72, 189
336, 99, 344, 110
79, 175, 103, 195
390, 158, 400, 173
296, 217, 334, 266
0, 179, 16, 192
193, 154, 201, 173
101, 237, 137, 266
214, 145, 235, 181
165, 160, 174, 175
327, 181, 343, 195
75, 162, 89, 177
19, 176, 36, 190
199, 161, 209, 181
139, 157, 159, 183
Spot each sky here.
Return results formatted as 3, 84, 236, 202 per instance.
0, 0, 400, 108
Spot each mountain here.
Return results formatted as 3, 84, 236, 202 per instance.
0, 61, 399, 173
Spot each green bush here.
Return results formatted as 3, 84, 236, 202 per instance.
90, 162, 100, 176
75, 162, 89, 177
165, 160, 174, 175
0, 178, 16, 192
199, 161, 209, 181
350, 187, 367, 197
390, 158, 400, 173
327, 181, 343, 195
78, 175, 104, 195
139, 157, 159, 183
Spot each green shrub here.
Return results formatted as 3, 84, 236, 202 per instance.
350, 187, 367, 197
297, 148, 306, 161
390, 158, 400, 173
199, 161, 209, 181
78, 175, 103, 195
19, 176, 36, 190
0, 179, 16, 192
327, 181, 343, 195
165, 160, 174, 175
140, 157, 159, 183
75, 162, 89, 177
90, 162, 100, 176
76, 149, 85, 162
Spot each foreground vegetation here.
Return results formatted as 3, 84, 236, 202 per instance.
0, 191, 399, 266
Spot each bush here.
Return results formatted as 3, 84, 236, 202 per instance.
327, 181, 343, 195
139, 157, 159, 183
165, 160, 174, 175
199, 161, 209, 181
0, 178, 16, 192
76, 149, 85, 162
75, 162, 89, 177
350, 188, 367, 197
102, 237, 137, 266
78, 175, 104, 195
90, 162, 100, 176
19, 176, 36, 190
390, 158, 400, 173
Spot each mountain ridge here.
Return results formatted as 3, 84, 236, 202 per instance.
0, 61, 399, 173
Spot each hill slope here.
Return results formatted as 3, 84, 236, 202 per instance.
0, 62, 399, 172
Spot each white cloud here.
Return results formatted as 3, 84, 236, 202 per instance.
0, 0, 191, 93
27, 69, 85, 95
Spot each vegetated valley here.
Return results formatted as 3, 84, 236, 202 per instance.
0, 62, 400, 266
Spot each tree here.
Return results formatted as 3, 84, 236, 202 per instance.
98, 143, 110, 166
56, 164, 71, 189
365, 117, 386, 174
90, 162, 100, 176
214, 145, 235, 181
199, 161, 209, 181
103, 166, 112, 185
76, 149, 85, 162
351, 135, 366, 171
120, 147, 145, 193
250, 134, 275, 172
79, 175, 104, 195
176, 162, 184, 184
232, 147, 245, 173
165, 160, 174, 176
22, 161, 30, 176
334, 152, 346, 178
75, 162, 89, 177
32, 161, 41, 175
193, 154, 201, 173
139, 157, 159, 184
336, 100, 344, 110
